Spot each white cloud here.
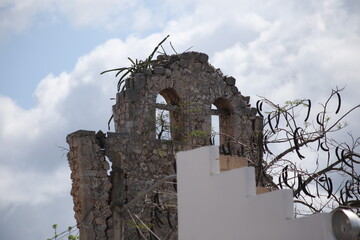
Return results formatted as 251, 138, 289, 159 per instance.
0, 165, 70, 208
55, 0, 133, 27
0, 0, 54, 37
0, 72, 71, 163
35, 72, 71, 110
131, 6, 160, 32
206, 0, 360, 104
0, 0, 194, 38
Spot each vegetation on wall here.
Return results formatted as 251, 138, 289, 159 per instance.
47, 224, 79, 240
100, 35, 171, 130
100, 35, 170, 92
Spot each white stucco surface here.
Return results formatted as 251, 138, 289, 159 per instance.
176, 146, 336, 240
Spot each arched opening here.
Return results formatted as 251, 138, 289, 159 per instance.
156, 94, 171, 140
155, 88, 181, 141
211, 98, 233, 153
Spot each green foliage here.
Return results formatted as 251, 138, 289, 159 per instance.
68, 235, 79, 240
101, 35, 170, 92
284, 99, 307, 106
158, 148, 166, 157
52, 224, 58, 240
47, 224, 79, 240
188, 130, 208, 138
102, 35, 170, 130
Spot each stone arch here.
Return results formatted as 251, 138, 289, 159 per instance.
159, 88, 180, 105
155, 88, 182, 141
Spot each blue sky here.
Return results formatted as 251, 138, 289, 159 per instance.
0, 8, 127, 109
0, 0, 359, 239
0, 25, 107, 108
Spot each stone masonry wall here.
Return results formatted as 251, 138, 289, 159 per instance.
112, 52, 262, 152
67, 51, 263, 239
107, 52, 263, 239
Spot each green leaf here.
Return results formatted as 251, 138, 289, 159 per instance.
100, 67, 127, 75
115, 68, 129, 77
117, 69, 132, 91
147, 35, 170, 62
127, 57, 135, 65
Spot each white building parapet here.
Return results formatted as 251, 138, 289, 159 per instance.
176, 146, 336, 240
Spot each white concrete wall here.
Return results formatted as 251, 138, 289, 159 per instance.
176, 146, 336, 240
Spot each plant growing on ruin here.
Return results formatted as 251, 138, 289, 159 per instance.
101, 35, 170, 130
100, 35, 170, 92
185, 130, 208, 143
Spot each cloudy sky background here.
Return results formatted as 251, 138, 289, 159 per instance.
0, 0, 359, 239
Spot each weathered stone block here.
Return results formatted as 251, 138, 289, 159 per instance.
134, 73, 146, 89
165, 68, 172, 77
157, 54, 166, 61
250, 107, 257, 116
181, 52, 191, 60
124, 89, 137, 101
125, 77, 134, 89
170, 61, 180, 70
153, 66, 165, 75
183, 69, 192, 75
179, 58, 189, 68
193, 62, 202, 71
231, 86, 239, 94
242, 96, 250, 104
141, 68, 152, 76
225, 76, 236, 86
199, 53, 209, 63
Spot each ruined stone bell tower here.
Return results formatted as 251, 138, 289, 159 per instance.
67, 52, 263, 239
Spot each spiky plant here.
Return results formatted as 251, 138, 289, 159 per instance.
101, 35, 170, 92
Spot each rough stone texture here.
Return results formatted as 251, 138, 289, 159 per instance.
67, 130, 112, 240
224, 76, 236, 86
112, 52, 262, 153
67, 51, 263, 239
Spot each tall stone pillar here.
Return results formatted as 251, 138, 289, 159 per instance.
67, 130, 112, 240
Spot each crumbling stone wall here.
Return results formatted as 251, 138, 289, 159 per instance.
67, 51, 263, 239
112, 52, 262, 151
67, 130, 112, 239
